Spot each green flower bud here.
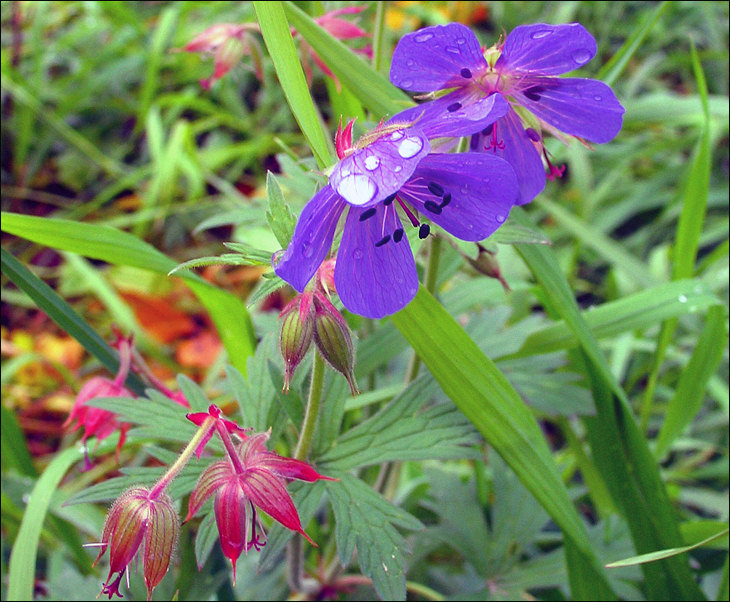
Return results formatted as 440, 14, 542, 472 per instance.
279, 292, 315, 393
312, 294, 359, 395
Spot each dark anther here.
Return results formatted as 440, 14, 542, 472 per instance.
470, 135, 480, 150
460, 68, 472, 78
383, 193, 396, 206
359, 208, 377, 221
524, 86, 545, 101
393, 228, 404, 243
440, 193, 451, 207
424, 200, 442, 214
447, 102, 462, 112
482, 124, 494, 136
418, 224, 430, 239
525, 128, 541, 142
427, 182, 444, 196
375, 234, 391, 247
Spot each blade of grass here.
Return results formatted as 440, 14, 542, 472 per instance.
253, 1, 333, 169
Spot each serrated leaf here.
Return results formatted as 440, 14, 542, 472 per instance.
194, 510, 219, 571
222, 242, 275, 264
176, 374, 211, 413
246, 273, 287, 307
266, 171, 297, 248
605, 529, 729, 568
167, 254, 263, 276
326, 474, 423, 601
490, 223, 552, 246
319, 375, 480, 469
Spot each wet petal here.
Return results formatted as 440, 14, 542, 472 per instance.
390, 23, 487, 91
518, 77, 625, 143
496, 23, 597, 76
390, 89, 509, 139
335, 204, 418, 319
274, 185, 346, 292
400, 153, 518, 241
330, 127, 430, 207
474, 105, 545, 205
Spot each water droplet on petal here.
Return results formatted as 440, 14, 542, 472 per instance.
353, 248, 363, 260
394, 165, 402, 173
336, 175, 378, 206
415, 32, 434, 43
364, 155, 380, 171
302, 242, 314, 258
445, 45, 460, 54
571, 49, 592, 65
531, 29, 552, 40
593, 94, 603, 102
390, 131, 404, 141
341, 168, 351, 177
406, 59, 415, 67
456, 37, 467, 45
678, 294, 688, 303
398, 136, 423, 159
399, 78, 413, 88
496, 214, 506, 224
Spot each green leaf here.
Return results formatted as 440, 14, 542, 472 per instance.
1, 403, 37, 477
266, 171, 297, 248
168, 253, 268, 276
283, 1, 413, 117
606, 529, 729, 568
319, 374, 480, 469
390, 286, 615, 598
1, 212, 256, 378
253, 1, 333, 169
326, 473, 423, 601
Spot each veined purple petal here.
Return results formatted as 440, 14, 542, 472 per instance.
399, 153, 518, 241
274, 186, 346, 292
335, 204, 418, 319
474, 104, 545, 205
496, 23, 597, 76
330, 127, 430, 207
390, 23, 486, 92
517, 77, 625, 143
390, 90, 509, 140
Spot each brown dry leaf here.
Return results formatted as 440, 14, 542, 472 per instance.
119, 291, 196, 343
175, 331, 222, 369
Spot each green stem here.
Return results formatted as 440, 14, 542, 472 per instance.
372, 1, 388, 73
287, 352, 326, 594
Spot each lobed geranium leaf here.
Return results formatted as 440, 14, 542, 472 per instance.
265, 171, 298, 248
326, 474, 424, 601
318, 374, 480, 469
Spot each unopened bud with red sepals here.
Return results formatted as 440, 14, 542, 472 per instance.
312, 293, 359, 395
279, 292, 315, 393
466, 243, 512, 293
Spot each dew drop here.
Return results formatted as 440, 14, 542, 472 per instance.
353, 248, 363, 260
364, 155, 380, 171
399, 78, 413, 88
398, 136, 423, 158
678, 294, 688, 303
593, 94, 603, 101
302, 242, 314, 258
571, 49, 592, 65
496, 214, 506, 224
445, 45, 460, 54
394, 165, 402, 173
340, 168, 351, 177
456, 37, 467, 45
415, 32, 434, 43
406, 59, 415, 67
390, 130, 404, 141
531, 29, 552, 40
336, 174, 378, 206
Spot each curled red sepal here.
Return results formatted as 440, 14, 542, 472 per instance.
335, 117, 356, 159
186, 404, 249, 459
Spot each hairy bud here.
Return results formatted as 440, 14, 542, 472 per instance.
312, 294, 359, 395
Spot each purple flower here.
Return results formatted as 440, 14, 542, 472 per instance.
390, 22, 625, 204
274, 108, 519, 319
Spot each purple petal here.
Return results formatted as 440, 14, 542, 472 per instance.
274, 185, 346, 291
334, 204, 418, 318
399, 153, 518, 241
473, 105, 545, 205
390, 23, 487, 92
517, 77, 625, 143
389, 90, 509, 140
330, 126, 430, 207
496, 23, 597, 76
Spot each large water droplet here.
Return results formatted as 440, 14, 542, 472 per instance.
336, 174, 378, 206
353, 248, 363, 260
445, 45, 460, 54
571, 49, 592, 65
364, 155, 380, 171
398, 136, 423, 158
390, 131, 404, 141
531, 29, 552, 40
415, 32, 434, 43
496, 214, 506, 224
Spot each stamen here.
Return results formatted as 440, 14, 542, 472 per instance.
482, 124, 494, 136
470, 135, 480, 150
359, 207, 377, 221
375, 234, 391, 247
440, 193, 451, 207
424, 200, 442, 214
418, 224, 430, 239
393, 228, 404, 243
383, 193, 396, 206
427, 182, 444, 196
447, 102, 462, 112
525, 128, 541, 142
397, 197, 420, 227
524, 85, 545, 101
460, 68, 472, 78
